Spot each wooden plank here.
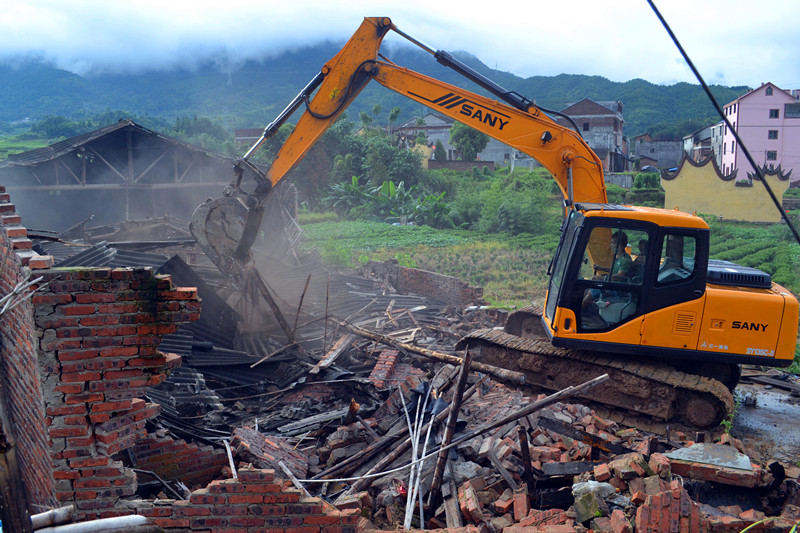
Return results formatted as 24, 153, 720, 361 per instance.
541, 461, 602, 477
536, 415, 633, 455
279, 460, 312, 498
487, 449, 519, 491
749, 375, 800, 394
443, 477, 463, 528
278, 407, 349, 434
309, 334, 356, 374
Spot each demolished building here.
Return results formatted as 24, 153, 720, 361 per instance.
0, 181, 799, 532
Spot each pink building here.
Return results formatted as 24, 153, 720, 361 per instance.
720, 82, 800, 183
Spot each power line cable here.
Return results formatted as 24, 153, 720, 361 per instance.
647, 0, 800, 246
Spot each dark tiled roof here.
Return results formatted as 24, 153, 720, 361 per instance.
3, 119, 229, 167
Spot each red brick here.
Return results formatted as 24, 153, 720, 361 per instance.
594, 462, 612, 481
513, 487, 530, 522
154, 518, 190, 528
229, 494, 263, 504
91, 400, 132, 412
610, 508, 632, 533
62, 371, 102, 383
64, 305, 97, 316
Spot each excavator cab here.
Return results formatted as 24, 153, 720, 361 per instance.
544, 205, 709, 345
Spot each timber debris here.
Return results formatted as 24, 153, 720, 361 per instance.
24, 219, 800, 533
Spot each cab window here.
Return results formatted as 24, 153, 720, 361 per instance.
573, 226, 650, 331
657, 234, 697, 285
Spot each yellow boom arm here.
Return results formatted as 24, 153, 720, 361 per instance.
196, 17, 607, 271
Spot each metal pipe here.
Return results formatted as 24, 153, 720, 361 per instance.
33, 515, 153, 533
30, 506, 75, 530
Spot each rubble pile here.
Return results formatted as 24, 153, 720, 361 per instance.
27, 217, 800, 532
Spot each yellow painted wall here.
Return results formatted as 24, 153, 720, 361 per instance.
413, 144, 433, 169
661, 158, 790, 223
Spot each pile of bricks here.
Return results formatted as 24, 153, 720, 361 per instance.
133, 464, 360, 531
231, 427, 310, 479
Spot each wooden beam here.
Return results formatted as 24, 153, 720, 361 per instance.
134, 149, 169, 183
341, 321, 526, 385
309, 334, 356, 375
57, 158, 82, 185
536, 415, 633, 455
86, 145, 128, 182
178, 155, 197, 183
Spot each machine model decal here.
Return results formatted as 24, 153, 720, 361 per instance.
746, 347, 775, 356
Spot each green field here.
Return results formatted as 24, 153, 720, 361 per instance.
0, 136, 50, 160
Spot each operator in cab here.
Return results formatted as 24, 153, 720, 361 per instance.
594, 230, 634, 281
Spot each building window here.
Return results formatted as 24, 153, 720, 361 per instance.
723, 143, 727, 155
770, 109, 780, 118
768, 130, 779, 139
766, 86, 773, 96
766, 151, 777, 161
504, 153, 510, 160
582, 122, 590, 131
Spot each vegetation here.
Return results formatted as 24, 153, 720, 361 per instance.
0, 49, 748, 138
449, 121, 489, 161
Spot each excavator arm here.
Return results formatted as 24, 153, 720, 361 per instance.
190, 16, 606, 276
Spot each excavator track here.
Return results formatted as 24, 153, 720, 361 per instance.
459, 307, 734, 429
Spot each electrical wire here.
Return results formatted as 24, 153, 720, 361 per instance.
647, 0, 800, 246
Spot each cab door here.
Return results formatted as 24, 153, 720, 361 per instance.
639, 228, 708, 350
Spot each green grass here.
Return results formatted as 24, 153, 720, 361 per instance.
300, 219, 555, 308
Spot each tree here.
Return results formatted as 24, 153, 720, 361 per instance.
387, 106, 401, 134
434, 140, 447, 161
359, 111, 373, 129
31, 115, 81, 138
449, 121, 489, 161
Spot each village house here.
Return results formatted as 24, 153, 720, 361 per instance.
554, 98, 630, 173
633, 134, 683, 169
720, 82, 800, 185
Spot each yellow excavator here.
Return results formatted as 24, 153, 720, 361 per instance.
190, 17, 799, 428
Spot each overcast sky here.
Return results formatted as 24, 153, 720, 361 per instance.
2, 0, 798, 89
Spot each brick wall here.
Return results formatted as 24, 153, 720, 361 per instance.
32, 266, 201, 517
0, 184, 393, 531
0, 185, 56, 507
360, 260, 484, 307
131, 432, 229, 490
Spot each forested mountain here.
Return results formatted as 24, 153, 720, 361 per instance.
0, 42, 748, 138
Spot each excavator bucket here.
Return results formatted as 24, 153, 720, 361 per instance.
190, 196, 263, 279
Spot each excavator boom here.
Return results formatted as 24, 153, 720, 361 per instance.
190, 17, 606, 275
